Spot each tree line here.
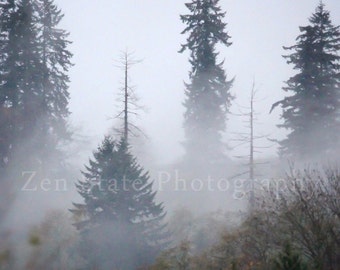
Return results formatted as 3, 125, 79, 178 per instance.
0, 0, 339, 269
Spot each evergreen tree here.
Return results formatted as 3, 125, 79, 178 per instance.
179, 0, 233, 167
13, 0, 45, 166
35, 0, 72, 169
0, 0, 72, 224
271, 2, 340, 159
0, 0, 43, 223
0, 0, 13, 167
71, 137, 168, 270
0, 0, 41, 167
0, 0, 72, 170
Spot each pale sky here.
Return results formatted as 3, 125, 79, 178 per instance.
55, 0, 340, 164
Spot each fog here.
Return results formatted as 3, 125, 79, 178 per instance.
1, 0, 340, 269
54, 0, 339, 214
61, 0, 339, 164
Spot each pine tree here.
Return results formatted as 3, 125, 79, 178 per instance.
0, 0, 72, 224
0, 0, 43, 222
35, 0, 72, 160
71, 137, 168, 270
0, 0, 16, 168
271, 2, 340, 160
0, 0, 72, 169
14, 0, 46, 166
0, 0, 42, 167
179, 0, 233, 167
0, 0, 17, 223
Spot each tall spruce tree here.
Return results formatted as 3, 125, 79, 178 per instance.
271, 2, 340, 159
179, 0, 233, 167
0, 0, 16, 168
0, 0, 72, 169
71, 137, 168, 270
35, 0, 72, 168
0, 0, 42, 167
14, 0, 45, 166
0, 0, 72, 223
0, 0, 43, 223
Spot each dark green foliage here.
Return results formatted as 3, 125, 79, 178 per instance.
0, 0, 72, 169
72, 137, 168, 270
0, 0, 41, 167
35, 0, 72, 160
272, 2, 340, 159
0, 0, 72, 232
179, 0, 233, 167
0, 0, 15, 168
272, 243, 307, 270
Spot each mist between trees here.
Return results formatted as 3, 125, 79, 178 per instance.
0, 0, 339, 269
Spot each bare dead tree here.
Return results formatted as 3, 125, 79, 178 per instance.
113, 50, 145, 143
262, 165, 340, 270
230, 80, 272, 211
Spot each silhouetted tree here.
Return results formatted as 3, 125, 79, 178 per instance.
0, 0, 16, 224
71, 137, 168, 270
0, 0, 16, 168
271, 2, 340, 160
179, 0, 233, 168
231, 81, 271, 211
0, 0, 44, 226
0, 0, 72, 229
35, 0, 72, 166
0, 0, 42, 168
113, 50, 144, 143
0, 0, 72, 169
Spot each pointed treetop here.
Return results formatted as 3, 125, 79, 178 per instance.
179, 0, 231, 54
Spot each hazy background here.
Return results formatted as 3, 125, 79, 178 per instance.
55, 0, 340, 164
